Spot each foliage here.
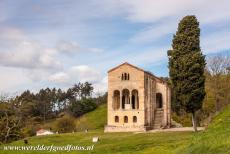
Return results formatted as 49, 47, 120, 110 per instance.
54, 116, 76, 133
0, 102, 23, 143
0, 81, 106, 143
179, 105, 230, 154
68, 98, 97, 117
168, 15, 206, 131
172, 112, 192, 127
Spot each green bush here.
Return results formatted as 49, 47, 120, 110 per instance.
54, 116, 75, 133
172, 112, 192, 127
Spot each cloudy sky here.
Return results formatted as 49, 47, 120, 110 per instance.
0, 0, 230, 94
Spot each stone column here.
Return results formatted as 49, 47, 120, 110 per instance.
120, 90, 122, 110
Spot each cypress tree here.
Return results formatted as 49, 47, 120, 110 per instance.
168, 15, 206, 131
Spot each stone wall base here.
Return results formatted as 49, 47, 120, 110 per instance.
104, 125, 150, 132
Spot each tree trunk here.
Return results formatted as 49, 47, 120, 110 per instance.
192, 112, 197, 132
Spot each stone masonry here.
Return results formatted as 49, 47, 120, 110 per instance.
104, 62, 171, 132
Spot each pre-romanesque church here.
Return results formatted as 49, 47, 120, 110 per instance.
105, 62, 171, 132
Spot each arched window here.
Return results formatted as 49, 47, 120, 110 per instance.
156, 93, 163, 108
112, 90, 120, 110
132, 95, 135, 109
121, 73, 130, 80
122, 89, 130, 109
124, 116, 128, 123
131, 89, 139, 109
133, 116, 137, 123
115, 116, 119, 123
124, 73, 127, 80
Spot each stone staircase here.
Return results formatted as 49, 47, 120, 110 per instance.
153, 109, 163, 129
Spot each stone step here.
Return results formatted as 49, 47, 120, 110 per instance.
155, 116, 163, 118
155, 115, 163, 117
153, 110, 163, 129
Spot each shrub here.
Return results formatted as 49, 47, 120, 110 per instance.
55, 116, 75, 133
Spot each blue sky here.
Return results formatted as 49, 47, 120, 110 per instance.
0, 0, 229, 94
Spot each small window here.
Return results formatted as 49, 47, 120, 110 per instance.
121, 73, 130, 80
115, 116, 119, 123
133, 116, 137, 123
124, 116, 128, 123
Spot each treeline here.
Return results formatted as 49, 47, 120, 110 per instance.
0, 82, 107, 143
172, 55, 230, 126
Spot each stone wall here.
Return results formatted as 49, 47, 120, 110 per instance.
105, 63, 171, 132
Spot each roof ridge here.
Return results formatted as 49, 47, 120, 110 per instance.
108, 62, 167, 84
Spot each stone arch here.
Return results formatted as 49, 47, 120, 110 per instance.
156, 93, 163, 108
133, 116, 137, 123
112, 90, 120, 110
115, 116, 119, 123
124, 116, 128, 123
131, 89, 139, 109
122, 89, 130, 109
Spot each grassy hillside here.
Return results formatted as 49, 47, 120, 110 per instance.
179, 105, 230, 154
75, 103, 107, 131
1, 104, 230, 154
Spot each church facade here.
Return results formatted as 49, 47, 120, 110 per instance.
104, 62, 171, 132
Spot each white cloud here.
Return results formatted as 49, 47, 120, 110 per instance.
93, 76, 108, 93
49, 65, 101, 84
88, 48, 104, 53
56, 40, 104, 55
0, 66, 32, 93
202, 30, 230, 53
98, 0, 230, 54
0, 27, 62, 70
97, 0, 230, 24
56, 41, 81, 54
49, 65, 107, 92
129, 20, 176, 44
49, 72, 70, 84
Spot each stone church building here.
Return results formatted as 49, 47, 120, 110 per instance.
105, 62, 171, 132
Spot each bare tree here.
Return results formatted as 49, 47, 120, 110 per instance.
3, 112, 21, 143
207, 55, 230, 76
206, 55, 230, 111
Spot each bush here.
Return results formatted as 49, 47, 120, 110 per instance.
55, 116, 75, 133
68, 98, 97, 117
22, 124, 40, 137
172, 112, 192, 127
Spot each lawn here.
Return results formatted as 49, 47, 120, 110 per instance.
0, 130, 193, 154
178, 105, 230, 154
1, 104, 230, 154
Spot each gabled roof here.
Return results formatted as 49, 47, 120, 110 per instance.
108, 62, 145, 73
108, 62, 167, 83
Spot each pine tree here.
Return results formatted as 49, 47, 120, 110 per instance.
168, 15, 206, 131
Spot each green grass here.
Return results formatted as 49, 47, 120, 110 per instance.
0, 131, 192, 154
75, 103, 107, 131
179, 105, 230, 154
1, 104, 230, 154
